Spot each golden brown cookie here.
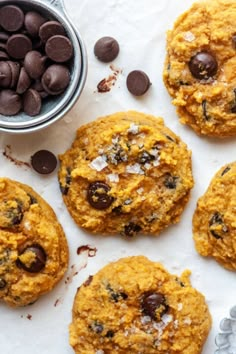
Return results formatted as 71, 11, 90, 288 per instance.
69, 256, 211, 354
163, 0, 236, 137
58, 111, 193, 236
0, 178, 69, 307
193, 162, 236, 271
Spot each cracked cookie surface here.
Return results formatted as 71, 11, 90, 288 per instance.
163, 0, 236, 137
193, 162, 236, 270
58, 111, 193, 236
69, 256, 211, 354
0, 178, 69, 307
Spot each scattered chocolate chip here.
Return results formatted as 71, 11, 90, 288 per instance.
16, 67, 31, 94
0, 90, 22, 115
202, 100, 211, 121
87, 181, 113, 210
24, 11, 47, 38
45, 35, 73, 63
141, 292, 168, 320
16, 244, 47, 273
209, 212, 228, 239
89, 321, 104, 334
0, 51, 9, 60
30, 80, 48, 99
23, 88, 42, 116
123, 222, 142, 237
7, 61, 20, 88
24, 51, 47, 79
83, 275, 93, 287
94, 36, 119, 62
138, 150, 155, 164
164, 174, 178, 189
7, 34, 32, 60
221, 166, 231, 176
0, 31, 10, 42
189, 52, 218, 80
0, 278, 6, 289
126, 70, 151, 96
105, 330, 115, 338
39, 21, 66, 43
31, 150, 57, 174
0, 5, 24, 32
41, 64, 70, 95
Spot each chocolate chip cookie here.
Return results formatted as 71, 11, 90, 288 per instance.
58, 111, 193, 236
69, 256, 211, 354
163, 0, 236, 137
0, 178, 68, 307
193, 162, 236, 271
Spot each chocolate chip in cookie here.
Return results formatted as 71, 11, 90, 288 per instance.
87, 181, 114, 210
16, 244, 47, 273
141, 292, 169, 320
189, 52, 218, 80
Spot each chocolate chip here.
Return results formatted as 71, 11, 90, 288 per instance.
45, 35, 73, 63
60, 168, 71, 195
189, 52, 218, 80
138, 150, 155, 164
221, 166, 231, 176
164, 174, 178, 189
0, 90, 22, 115
31, 80, 48, 99
7, 34, 32, 60
83, 275, 93, 287
24, 51, 47, 79
141, 292, 168, 320
123, 222, 142, 237
16, 244, 47, 273
0, 61, 12, 88
7, 61, 20, 88
87, 181, 113, 210
0, 51, 9, 60
0, 278, 6, 289
106, 284, 128, 302
126, 70, 151, 96
0, 32, 10, 42
202, 100, 211, 121
39, 21, 66, 43
28, 194, 38, 205
23, 89, 42, 116
107, 144, 127, 165
41, 64, 70, 95
16, 67, 31, 94
112, 205, 123, 214
105, 330, 115, 338
24, 11, 47, 38
209, 212, 228, 239
0, 5, 24, 32
89, 321, 104, 334
9, 203, 23, 225
94, 36, 119, 62
31, 150, 57, 174
0, 200, 23, 228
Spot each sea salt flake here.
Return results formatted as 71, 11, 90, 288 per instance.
150, 148, 159, 157
95, 350, 104, 354
177, 303, 183, 311
137, 187, 144, 195
98, 148, 104, 155
141, 316, 151, 325
138, 132, 146, 139
107, 173, 119, 183
174, 320, 179, 329
153, 159, 160, 167
126, 163, 144, 175
183, 31, 195, 42
24, 220, 31, 231
162, 314, 173, 325
112, 136, 119, 144
127, 123, 139, 134
89, 156, 108, 171
144, 163, 151, 170
183, 317, 192, 325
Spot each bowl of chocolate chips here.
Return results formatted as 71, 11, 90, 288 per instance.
0, 0, 87, 133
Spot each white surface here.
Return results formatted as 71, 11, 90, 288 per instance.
0, 0, 236, 353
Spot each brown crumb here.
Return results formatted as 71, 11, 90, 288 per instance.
77, 245, 97, 257
2, 145, 30, 168
27, 314, 32, 320
54, 299, 60, 307
97, 65, 122, 93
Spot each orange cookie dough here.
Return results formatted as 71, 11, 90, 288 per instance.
193, 162, 236, 271
163, 0, 236, 137
0, 178, 69, 307
58, 111, 193, 236
70, 256, 211, 354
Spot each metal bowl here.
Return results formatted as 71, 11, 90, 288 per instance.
0, 0, 87, 133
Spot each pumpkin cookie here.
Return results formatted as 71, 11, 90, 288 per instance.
163, 0, 236, 137
193, 162, 236, 271
0, 178, 69, 307
58, 111, 193, 236
69, 256, 211, 354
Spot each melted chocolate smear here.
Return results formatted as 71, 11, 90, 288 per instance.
3, 145, 30, 168
77, 245, 97, 257
97, 65, 121, 93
